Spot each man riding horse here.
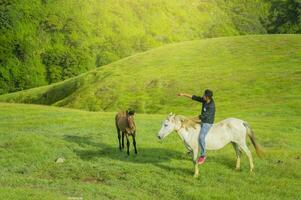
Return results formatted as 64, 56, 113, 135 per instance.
178, 89, 215, 165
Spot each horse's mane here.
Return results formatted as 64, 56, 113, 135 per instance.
175, 115, 201, 130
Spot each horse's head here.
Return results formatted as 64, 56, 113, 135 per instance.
157, 113, 181, 140
126, 111, 136, 134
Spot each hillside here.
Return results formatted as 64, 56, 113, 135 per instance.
1, 35, 300, 116
0, 102, 300, 199
0, 0, 269, 93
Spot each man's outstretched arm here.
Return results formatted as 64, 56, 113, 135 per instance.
178, 93, 205, 103
177, 93, 193, 98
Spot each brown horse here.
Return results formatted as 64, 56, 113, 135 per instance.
115, 110, 137, 155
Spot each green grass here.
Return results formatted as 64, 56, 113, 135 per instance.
0, 34, 300, 199
0, 102, 300, 200
0, 35, 300, 116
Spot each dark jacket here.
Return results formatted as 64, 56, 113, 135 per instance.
192, 95, 215, 124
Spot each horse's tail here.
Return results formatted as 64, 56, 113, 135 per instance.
243, 122, 264, 158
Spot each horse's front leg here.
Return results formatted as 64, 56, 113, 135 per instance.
132, 133, 137, 154
126, 134, 130, 156
185, 144, 193, 155
192, 148, 199, 177
122, 132, 125, 149
117, 129, 122, 151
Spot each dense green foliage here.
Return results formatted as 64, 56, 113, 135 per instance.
0, 101, 300, 199
0, 0, 271, 94
1, 35, 300, 115
216, 0, 269, 34
266, 0, 301, 34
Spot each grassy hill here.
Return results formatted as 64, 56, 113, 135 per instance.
0, 0, 269, 93
0, 102, 300, 199
0, 34, 300, 199
1, 35, 300, 117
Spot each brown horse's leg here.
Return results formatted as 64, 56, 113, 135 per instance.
122, 132, 125, 149
126, 134, 130, 156
117, 129, 122, 151
132, 133, 137, 154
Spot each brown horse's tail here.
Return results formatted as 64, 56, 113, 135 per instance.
243, 122, 264, 158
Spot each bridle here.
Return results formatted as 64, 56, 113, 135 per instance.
169, 115, 182, 132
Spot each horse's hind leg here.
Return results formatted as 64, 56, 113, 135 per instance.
240, 143, 254, 172
126, 134, 130, 156
231, 142, 241, 170
132, 134, 137, 154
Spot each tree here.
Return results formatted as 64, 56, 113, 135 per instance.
266, 0, 301, 33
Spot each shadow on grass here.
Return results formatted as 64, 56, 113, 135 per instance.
64, 135, 193, 175
209, 155, 235, 169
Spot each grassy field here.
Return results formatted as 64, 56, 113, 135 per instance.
0, 102, 300, 200
0, 35, 300, 116
0, 34, 300, 199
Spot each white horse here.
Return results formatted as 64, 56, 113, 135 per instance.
157, 113, 262, 177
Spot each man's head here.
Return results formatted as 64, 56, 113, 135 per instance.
203, 89, 213, 102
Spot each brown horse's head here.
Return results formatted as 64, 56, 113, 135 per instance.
126, 110, 136, 134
